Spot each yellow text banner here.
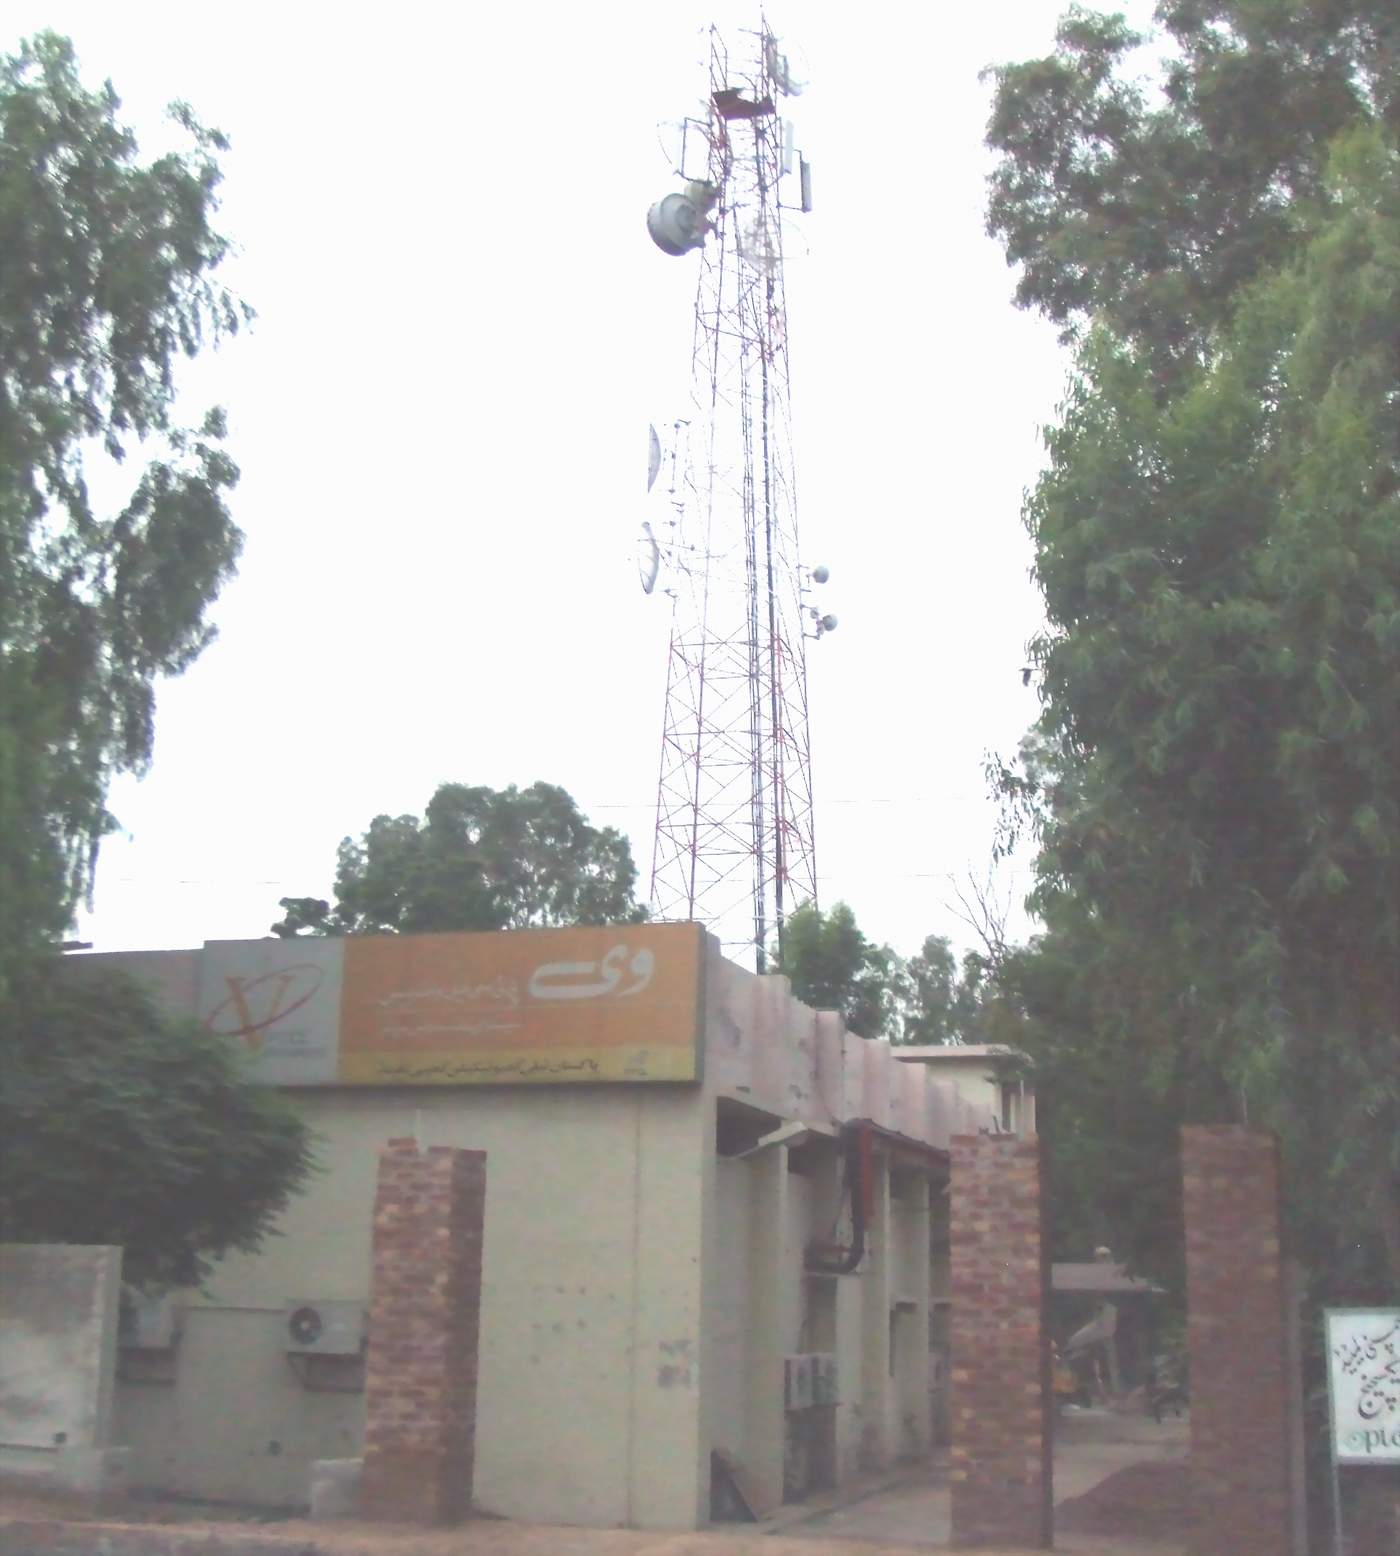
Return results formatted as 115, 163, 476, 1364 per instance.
338, 923, 703, 1085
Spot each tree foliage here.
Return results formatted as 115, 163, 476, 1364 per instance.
776, 902, 902, 1039
0, 960, 314, 1288
985, 0, 1399, 377
986, 3, 1400, 1294
775, 905, 993, 1045
901, 935, 1001, 1047
273, 781, 648, 938
0, 33, 248, 990
900, 934, 962, 1045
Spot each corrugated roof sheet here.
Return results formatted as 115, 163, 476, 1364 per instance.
1052, 1262, 1163, 1295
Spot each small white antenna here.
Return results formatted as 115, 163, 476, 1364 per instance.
806, 567, 836, 638
647, 424, 662, 492
799, 157, 813, 214
638, 522, 661, 595
782, 121, 795, 175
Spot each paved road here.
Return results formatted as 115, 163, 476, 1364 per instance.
776, 1406, 1189, 1552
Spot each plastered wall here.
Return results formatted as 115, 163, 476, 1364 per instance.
0, 1245, 121, 1455
115, 1085, 709, 1527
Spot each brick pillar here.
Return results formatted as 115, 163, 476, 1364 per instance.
1182, 1126, 1293, 1556
1345, 1467, 1400, 1556
949, 1132, 1052, 1549
360, 1138, 486, 1525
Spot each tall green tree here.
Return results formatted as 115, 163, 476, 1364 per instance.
985, 1, 1399, 377
0, 38, 312, 1286
1, 32, 248, 992
900, 934, 1002, 1047
273, 781, 648, 937
986, 0, 1400, 1295
901, 934, 961, 1045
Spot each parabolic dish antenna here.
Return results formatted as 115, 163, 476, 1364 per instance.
738, 216, 782, 274
638, 521, 661, 595
646, 181, 718, 257
766, 37, 807, 96
647, 424, 662, 492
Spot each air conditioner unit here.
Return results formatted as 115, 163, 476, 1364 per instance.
784, 1353, 813, 1411
809, 1351, 839, 1405
283, 1300, 365, 1356
118, 1289, 180, 1350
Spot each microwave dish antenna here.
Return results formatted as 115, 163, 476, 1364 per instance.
646, 180, 719, 258
647, 424, 662, 492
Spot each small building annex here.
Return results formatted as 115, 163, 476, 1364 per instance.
80, 922, 1001, 1530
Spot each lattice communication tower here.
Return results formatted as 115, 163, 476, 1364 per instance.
643, 23, 833, 972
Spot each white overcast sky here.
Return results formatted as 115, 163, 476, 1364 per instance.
15, 0, 1157, 966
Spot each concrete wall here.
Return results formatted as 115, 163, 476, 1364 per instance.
0, 1245, 121, 1456
0, 1245, 123, 1494
115, 1085, 709, 1527
706, 1157, 753, 1473
115, 1301, 362, 1506
893, 1046, 1036, 1137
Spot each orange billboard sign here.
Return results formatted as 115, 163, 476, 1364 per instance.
337, 922, 704, 1085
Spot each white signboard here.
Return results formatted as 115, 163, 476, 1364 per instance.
198, 938, 344, 1085
1325, 1308, 1400, 1465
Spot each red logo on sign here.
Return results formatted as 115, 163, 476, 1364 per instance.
205, 965, 326, 1053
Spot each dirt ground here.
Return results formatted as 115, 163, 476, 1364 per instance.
0, 1513, 1184, 1556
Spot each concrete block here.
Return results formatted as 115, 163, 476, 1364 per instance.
0, 1443, 129, 1498
57, 1445, 130, 1496
310, 1456, 362, 1518
0, 1244, 122, 1451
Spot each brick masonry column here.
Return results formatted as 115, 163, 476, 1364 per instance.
360, 1139, 486, 1525
1182, 1125, 1293, 1556
1344, 1466, 1400, 1556
949, 1132, 1052, 1549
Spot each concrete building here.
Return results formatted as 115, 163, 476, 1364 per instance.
894, 1043, 1036, 1137
80, 924, 988, 1530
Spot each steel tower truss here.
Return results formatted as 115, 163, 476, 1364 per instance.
650, 25, 816, 971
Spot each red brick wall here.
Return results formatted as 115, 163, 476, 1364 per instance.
1344, 1465, 1400, 1556
1182, 1125, 1294, 1556
359, 1139, 486, 1525
948, 1132, 1052, 1549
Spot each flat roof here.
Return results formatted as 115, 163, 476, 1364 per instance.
892, 1045, 1024, 1062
